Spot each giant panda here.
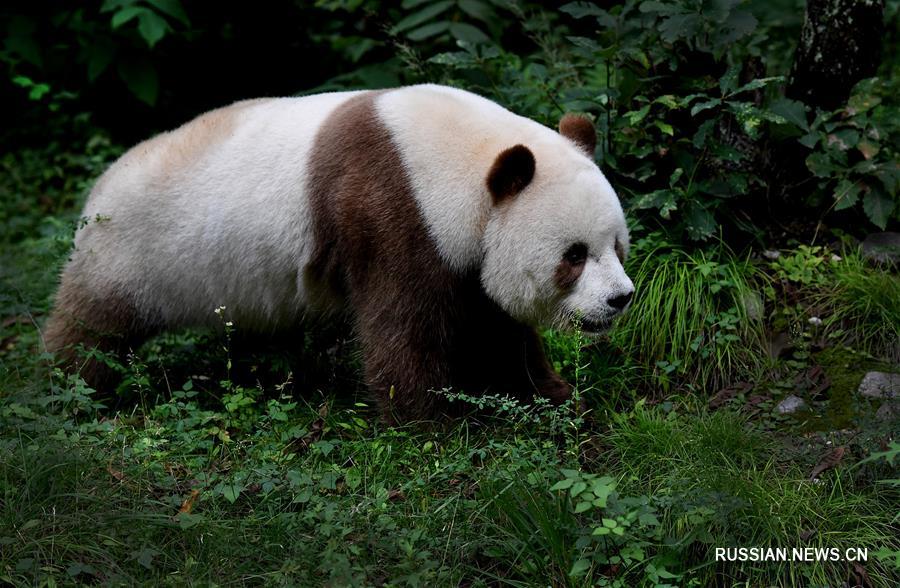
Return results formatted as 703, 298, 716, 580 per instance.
44, 84, 634, 423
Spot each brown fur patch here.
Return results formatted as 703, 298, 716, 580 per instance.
486, 144, 535, 204
305, 92, 568, 423
554, 258, 585, 290
559, 113, 596, 157
44, 271, 157, 389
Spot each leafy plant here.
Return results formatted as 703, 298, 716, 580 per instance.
803, 77, 900, 229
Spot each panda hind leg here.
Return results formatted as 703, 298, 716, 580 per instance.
43, 274, 152, 394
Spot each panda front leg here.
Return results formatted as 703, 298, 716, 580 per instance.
477, 324, 573, 407
358, 336, 455, 425
520, 327, 573, 406
354, 298, 456, 424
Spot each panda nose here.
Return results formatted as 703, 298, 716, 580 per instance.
607, 290, 633, 311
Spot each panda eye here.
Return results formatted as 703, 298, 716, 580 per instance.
615, 239, 625, 263
563, 242, 588, 265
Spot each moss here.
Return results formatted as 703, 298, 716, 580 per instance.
812, 346, 894, 431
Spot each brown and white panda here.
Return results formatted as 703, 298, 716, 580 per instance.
44, 84, 634, 423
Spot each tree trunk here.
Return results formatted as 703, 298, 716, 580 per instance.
787, 0, 885, 111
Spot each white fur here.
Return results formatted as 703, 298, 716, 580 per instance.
480, 161, 633, 331
75, 92, 363, 329
71, 84, 632, 333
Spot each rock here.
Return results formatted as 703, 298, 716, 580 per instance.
875, 402, 898, 422
860, 232, 900, 265
741, 291, 764, 321
858, 372, 900, 399
777, 395, 807, 414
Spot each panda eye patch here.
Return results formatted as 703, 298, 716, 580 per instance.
563, 242, 588, 265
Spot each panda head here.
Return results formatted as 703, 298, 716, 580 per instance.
480, 114, 634, 334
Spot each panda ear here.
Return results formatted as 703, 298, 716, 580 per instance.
486, 144, 535, 204
558, 113, 596, 157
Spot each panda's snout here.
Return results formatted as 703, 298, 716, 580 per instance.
606, 289, 634, 312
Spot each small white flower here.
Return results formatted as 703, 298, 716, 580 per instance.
763, 249, 780, 260
808, 316, 823, 326
831, 254, 842, 262
225, 321, 234, 327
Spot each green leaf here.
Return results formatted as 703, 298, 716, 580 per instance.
847, 85, 881, 114
857, 139, 879, 160
111, 6, 148, 28
827, 129, 860, 151
117, 57, 159, 105
569, 558, 591, 577
458, 0, 496, 24
86, 38, 117, 81
833, 179, 862, 211
221, 483, 242, 503
639, 1, 687, 16
391, 1, 454, 34
550, 478, 575, 491
654, 120, 674, 135
693, 119, 715, 148
798, 132, 819, 148
863, 189, 894, 230
806, 152, 837, 178
571, 481, 587, 497
633, 189, 678, 219
138, 12, 170, 48
146, 0, 190, 25
684, 202, 716, 240
770, 98, 809, 131
654, 94, 679, 109
718, 9, 758, 46
133, 547, 159, 570
407, 20, 451, 41
566, 35, 600, 52
449, 22, 489, 44
174, 512, 202, 529
313, 439, 335, 456
874, 160, 900, 195
690, 98, 721, 117
28, 83, 50, 101
101, 0, 132, 12
626, 104, 650, 125
574, 500, 593, 513
561, 2, 616, 27
729, 76, 783, 97
658, 14, 701, 43
719, 64, 741, 95
590, 476, 615, 508
5, 16, 42, 67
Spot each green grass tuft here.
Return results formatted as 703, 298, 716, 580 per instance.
611, 240, 769, 392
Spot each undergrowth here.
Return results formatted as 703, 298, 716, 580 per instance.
611, 235, 769, 393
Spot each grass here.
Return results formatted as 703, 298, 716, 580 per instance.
611, 238, 769, 393
604, 406, 896, 564
1, 144, 898, 586
818, 252, 900, 362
